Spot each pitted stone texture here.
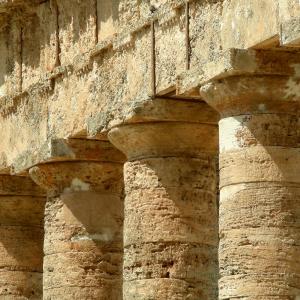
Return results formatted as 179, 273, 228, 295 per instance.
14, 139, 126, 178
219, 114, 300, 152
30, 162, 124, 300
109, 109, 218, 300
201, 72, 300, 299
3, 3, 300, 174
0, 176, 45, 300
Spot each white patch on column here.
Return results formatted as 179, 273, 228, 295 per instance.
258, 103, 266, 112
231, 20, 235, 30
63, 178, 90, 193
285, 77, 300, 99
219, 117, 242, 153
285, 64, 300, 99
71, 230, 113, 242
221, 184, 246, 203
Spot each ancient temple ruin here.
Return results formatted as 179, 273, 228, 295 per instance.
0, 0, 299, 299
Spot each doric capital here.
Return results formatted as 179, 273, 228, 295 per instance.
200, 49, 300, 116
14, 139, 126, 174
29, 140, 124, 195
30, 161, 124, 195
201, 76, 300, 116
109, 123, 218, 161
108, 99, 219, 160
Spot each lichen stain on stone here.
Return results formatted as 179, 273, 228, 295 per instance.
63, 178, 90, 193
71, 231, 114, 242
285, 63, 300, 99
285, 76, 300, 99
291, 63, 300, 77
258, 103, 266, 112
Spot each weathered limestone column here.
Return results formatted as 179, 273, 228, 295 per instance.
200, 51, 300, 299
29, 140, 125, 300
108, 99, 219, 299
0, 174, 45, 299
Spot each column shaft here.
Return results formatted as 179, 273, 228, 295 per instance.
0, 175, 45, 299
108, 100, 219, 300
30, 141, 125, 300
124, 155, 217, 299
220, 114, 300, 299
201, 74, 300, 299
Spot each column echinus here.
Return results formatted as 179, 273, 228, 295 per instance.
0, 173, 45, 299
200, 49, 300, 299
108, 98, 219, 299
29, 139, 125, 300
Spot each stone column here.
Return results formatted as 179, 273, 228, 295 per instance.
108, 99, 219, 299
0, 174, 45, 299
29, 140, 125, 300
201, 71, 300, 298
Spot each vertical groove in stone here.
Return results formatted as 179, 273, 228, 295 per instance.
0, 176, 45, 300
94, 0, 98, 45
108, 115, 219, 300
30, 161, 124, 300
19, 25, 23, 92
51, 0, 61, 67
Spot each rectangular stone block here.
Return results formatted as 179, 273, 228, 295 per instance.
57, 0, 97, 65
281, 17, 300, 47
0, 92, 48, 169
190, 0, 222, 68
221, 0, 279, 49
279, 0, 300, 23
155, 10, 185, 94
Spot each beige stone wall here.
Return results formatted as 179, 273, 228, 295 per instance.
0, 0, 298, 170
